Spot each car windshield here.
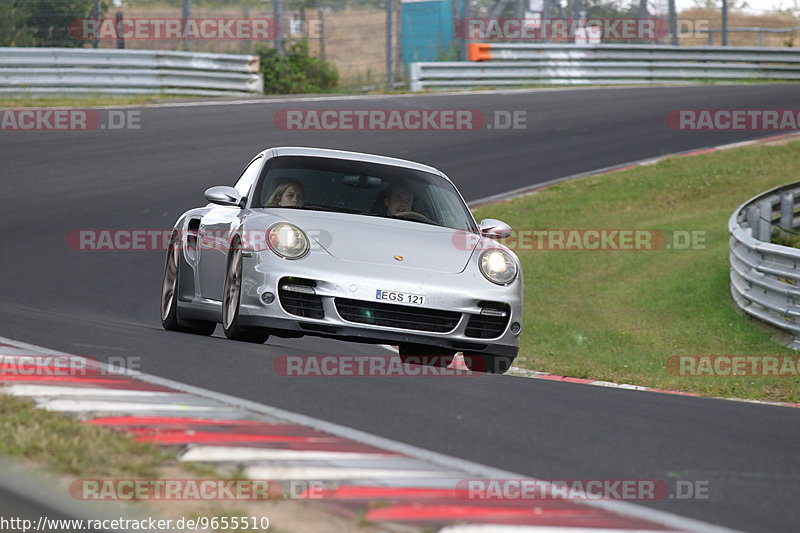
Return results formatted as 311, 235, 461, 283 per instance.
251, 155, 478, 232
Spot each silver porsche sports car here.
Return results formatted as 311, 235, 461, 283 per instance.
161, 147, 523, 373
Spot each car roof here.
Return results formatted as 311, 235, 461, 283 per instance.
269, 147, 449, 181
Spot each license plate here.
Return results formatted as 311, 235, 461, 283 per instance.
375, 289, 426, 306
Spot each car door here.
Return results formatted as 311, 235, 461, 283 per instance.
197, 155, 264, 301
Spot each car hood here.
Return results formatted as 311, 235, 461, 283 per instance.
272, 210, 478, 274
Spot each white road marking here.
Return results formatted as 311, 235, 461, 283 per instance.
181, 446, 395, 463
34, 398, 233, 413
245, 465, 464, 481
5, 384, 173, 397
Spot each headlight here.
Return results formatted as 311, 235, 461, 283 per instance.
479, 249, 517, 284
267, 223, 309, 259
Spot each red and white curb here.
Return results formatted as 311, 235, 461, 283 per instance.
504, 366, 800, 410
0, 335, 741, 533
382, 350, 800, 410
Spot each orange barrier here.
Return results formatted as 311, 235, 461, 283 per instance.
468, 42, 492, 61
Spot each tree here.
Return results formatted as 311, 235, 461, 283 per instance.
0, 2, 37, 46
0, 0, 97, 47
257, 39, 338, 93
691, 0, 751, 9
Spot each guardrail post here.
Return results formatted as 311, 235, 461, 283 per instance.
757, 200, 773, 241
780, 191, 795, 231
409, 62, 422, 92
747, 205, 759, 238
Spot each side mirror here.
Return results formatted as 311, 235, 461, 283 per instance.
204, 186, 242, 207
479, 218, 513, 239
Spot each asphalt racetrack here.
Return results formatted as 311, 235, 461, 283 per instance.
1, 84, 799, 532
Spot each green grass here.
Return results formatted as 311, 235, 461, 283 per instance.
0, 395, 390, 532
473, 140, 800, 403
0, 94, 199, 108
0, 394, 171, 477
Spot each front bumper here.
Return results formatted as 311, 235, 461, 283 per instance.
236, 250, 522, 356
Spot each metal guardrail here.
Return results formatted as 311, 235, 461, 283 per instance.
409, 44, 800, 90
730, 181, 800, 349
0, 47, 263, 96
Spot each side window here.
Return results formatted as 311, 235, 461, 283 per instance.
233, 156, 263, 200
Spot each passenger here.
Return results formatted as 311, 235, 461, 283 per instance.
266, 179, 305, 208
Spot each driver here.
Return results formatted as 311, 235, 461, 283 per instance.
384, 184, 414, 216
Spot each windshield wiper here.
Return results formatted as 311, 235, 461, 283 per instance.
300, 205, 339, 212
357, 212, 441, 227
265, 205, 340, 213
393, 216, 439, 227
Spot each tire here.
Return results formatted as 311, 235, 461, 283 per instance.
161, 234, 216, 336
222, 239, 270, 344
398, 343, 455, 367
462, 352, 516, 374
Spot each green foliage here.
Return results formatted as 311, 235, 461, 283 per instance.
582, 0, 640, 18
437, 40, 460, 61
0, 0, 98, 47
256, 39, 338, 94
0, 2, 36, 46
120, 0, 385, 10
772, 226, 800, 248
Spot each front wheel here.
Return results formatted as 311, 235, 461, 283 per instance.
161, 234, 216, 336
222, 239, 270, 344
462, 352, 516, 374
398, 343, 455, 367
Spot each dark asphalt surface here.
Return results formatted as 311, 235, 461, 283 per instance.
2, 85, 799, 533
